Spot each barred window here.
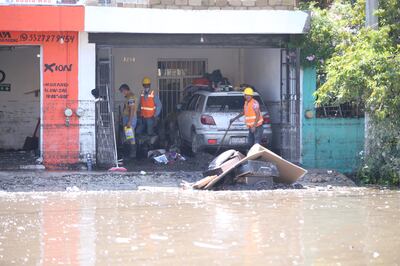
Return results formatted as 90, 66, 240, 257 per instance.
157, 60, 206, 79
315, 72, 364, 118
157, 59, 207, 119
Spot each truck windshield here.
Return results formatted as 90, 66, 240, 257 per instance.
205, 96, 266, 112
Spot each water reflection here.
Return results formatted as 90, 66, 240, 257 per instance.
42, 200, 80, 265
0, 189, 399, 265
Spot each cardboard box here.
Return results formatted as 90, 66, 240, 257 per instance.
205, 144, 307, 189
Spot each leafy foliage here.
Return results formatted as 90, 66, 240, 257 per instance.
376, 0, 400, 45
299, 0, 400, 185
295, 0, 366, 69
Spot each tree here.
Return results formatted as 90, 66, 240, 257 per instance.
299, 0, 400, 185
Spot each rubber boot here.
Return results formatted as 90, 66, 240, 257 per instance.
129, 144, 137, 159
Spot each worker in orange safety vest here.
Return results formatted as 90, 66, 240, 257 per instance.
137, 77, 162, 136
230, 87, 264, 146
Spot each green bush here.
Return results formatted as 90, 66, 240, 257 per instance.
299, 0, 400, 185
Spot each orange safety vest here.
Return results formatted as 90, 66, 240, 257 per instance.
140, 90, 156, 118
244, 98, 263, 128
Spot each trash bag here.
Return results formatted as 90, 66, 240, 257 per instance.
210, 69, 223, 83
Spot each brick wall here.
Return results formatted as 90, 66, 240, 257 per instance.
86, 0, 297, 10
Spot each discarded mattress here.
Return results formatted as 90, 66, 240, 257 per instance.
204, 144, 307, 189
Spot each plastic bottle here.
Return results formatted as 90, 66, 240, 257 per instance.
86, 153, 92, 171
124, 126, 136, 144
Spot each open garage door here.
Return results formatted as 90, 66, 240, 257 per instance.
90, 24, 307, 164
93, 44, 302, 163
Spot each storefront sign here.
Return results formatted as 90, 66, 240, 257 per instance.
44, 63, 73, 73
0, 70, 11, 92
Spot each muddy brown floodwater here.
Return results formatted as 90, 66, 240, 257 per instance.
0, 188, 399, 265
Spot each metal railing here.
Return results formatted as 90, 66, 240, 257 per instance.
316, 103, 364, 118
95, 85, 115, 168
157, 59, 207, 120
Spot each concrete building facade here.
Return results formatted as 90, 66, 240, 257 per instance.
0, 2, 364, 173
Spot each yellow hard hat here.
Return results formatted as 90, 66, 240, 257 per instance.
244, 87, 254, 96
142, 77, 151, 85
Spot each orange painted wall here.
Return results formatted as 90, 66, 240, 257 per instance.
0, 31, 80, 167
0, 6, 84, 168
0, 6, 84, 32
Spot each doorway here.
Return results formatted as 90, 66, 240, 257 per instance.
0, 45, 41, 169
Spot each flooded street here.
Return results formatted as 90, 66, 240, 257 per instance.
0, 188, 399, 265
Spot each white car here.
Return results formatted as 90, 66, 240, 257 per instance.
177, 89, 272, 153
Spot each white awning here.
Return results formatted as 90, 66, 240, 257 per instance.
85, 7, 310, 34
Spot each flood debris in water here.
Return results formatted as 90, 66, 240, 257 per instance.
187, 144, 307, 190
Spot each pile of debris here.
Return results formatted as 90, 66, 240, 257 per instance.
148, 149, 186, 165
185, 144, 307, 190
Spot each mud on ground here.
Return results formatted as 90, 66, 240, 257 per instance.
0, 168, 355, 193
120, 151, 216, 172
0, 150, 356, 192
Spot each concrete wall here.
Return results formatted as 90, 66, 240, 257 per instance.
112, 47, 281, 102
0, 46, 40, 150
243, 48, 281, 153
112, 47, 241, 104
301, 67, 365, 173
78, 32, 96, 162
243, 48, 281, 102
86, 0, 297, 10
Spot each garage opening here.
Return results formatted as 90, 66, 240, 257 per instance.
0, 45, 41, 169
91, 34, 300, 166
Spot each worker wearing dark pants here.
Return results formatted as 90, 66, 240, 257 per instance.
230, 87, 264, 147
137, 77, 162, 136
248, 123, 263, 146
119, 84, 137, 158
